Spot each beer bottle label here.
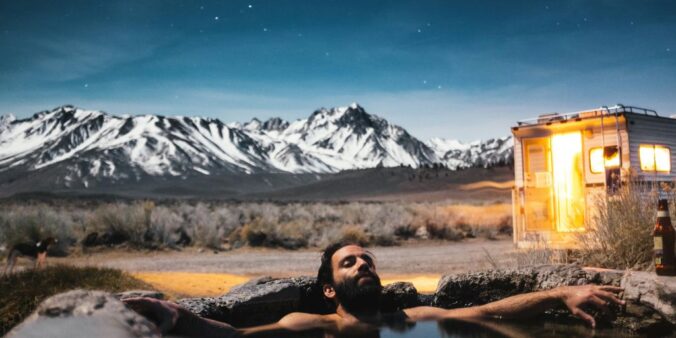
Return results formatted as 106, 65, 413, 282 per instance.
657, 211, 668, 217
654, 236, 663, 250
656, 257, 662, 265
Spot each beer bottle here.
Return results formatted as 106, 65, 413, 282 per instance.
654, 199, 676, 276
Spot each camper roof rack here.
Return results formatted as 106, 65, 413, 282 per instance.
516, 104, 659, 126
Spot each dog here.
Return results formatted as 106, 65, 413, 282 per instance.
2, 237, 58, 276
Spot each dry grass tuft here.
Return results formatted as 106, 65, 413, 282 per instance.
0, 265, 152, 336
577, 181, 676, 270
340, 225, 370, 247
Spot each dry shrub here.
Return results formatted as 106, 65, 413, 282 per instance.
1, 198, 517, 252
149, 205, 184, 246
90, 202, 148, 248
442, 203, 512, 239
425, 222, 464, 241
273, 221, 310, 249
340, 225, 370, 246
239, 218, 269, 247
361, 204, 410, 246
236, 217, 310, 249
577, 180, 675, 270
185, 203, 225, 249
410, 204, 457, 240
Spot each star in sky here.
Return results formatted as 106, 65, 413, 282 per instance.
1, 0, 675, 141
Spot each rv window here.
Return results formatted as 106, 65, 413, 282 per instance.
589, 146, 620, 174
639, 145, 671, 172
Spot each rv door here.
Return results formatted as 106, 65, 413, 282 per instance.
523, 137, 553, 231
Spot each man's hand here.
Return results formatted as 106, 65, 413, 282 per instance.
556, 285, 625, 328
123, 297, 181, 334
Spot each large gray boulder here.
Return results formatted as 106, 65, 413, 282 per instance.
7, 290, 159, 338
177, 276, 324, 326
621, 270, 676, 327
433, 264, 610, 308
177, 276, 428, 327
435, 265, 675, 335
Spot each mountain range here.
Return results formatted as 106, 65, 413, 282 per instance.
0, 103, 513, 196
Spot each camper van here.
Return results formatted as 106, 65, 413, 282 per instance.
511, 105, 676, 249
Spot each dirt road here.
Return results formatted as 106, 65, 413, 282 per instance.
58, 239, 515, 276
45, 239, 515, 296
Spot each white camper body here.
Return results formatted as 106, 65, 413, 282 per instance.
511, 105, 676, 249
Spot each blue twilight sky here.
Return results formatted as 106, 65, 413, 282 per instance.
1, 0, 675, 141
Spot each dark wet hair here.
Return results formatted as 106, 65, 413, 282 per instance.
317, 241, 360, 287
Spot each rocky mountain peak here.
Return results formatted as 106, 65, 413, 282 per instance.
0, 113, 15, 134
243, 118, 262, 130
0, 113, 16, 124
0, 103, 513, 187
261, 117, 289, 131
335, 104, 383, 133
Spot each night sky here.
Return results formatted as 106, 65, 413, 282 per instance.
1, 0, 675, 140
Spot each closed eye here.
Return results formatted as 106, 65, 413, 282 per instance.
340, 254, 376, 269
342, 256, 356, 267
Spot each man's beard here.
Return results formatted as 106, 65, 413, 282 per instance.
333, 272, 383, 314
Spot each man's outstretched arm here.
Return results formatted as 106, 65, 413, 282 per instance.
404, 284, 624, 328
124, 298, 335, 337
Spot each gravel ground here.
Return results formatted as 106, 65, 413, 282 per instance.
54, 239, 516, 277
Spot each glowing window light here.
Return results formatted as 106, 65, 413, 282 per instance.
589, 146, 620, 174
640, 145, 671, 172
551, 132, 585, 232
655, 146, 671, 172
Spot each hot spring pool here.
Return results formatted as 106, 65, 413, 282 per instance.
379, 319, 675, 338
254, 318, 675, 338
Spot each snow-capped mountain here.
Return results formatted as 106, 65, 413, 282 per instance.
0, 104, 512, 187
427, 136, 513, 170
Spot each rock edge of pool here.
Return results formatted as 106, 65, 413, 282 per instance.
7, 264, 676, 337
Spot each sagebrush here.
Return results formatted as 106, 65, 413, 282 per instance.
577, 181, 676, 270
0, 200, 512, 251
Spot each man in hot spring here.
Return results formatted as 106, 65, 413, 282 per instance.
124, 241, 624, 337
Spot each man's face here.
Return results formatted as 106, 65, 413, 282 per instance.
328, 245, 383, 313
331, 245, 380, 286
